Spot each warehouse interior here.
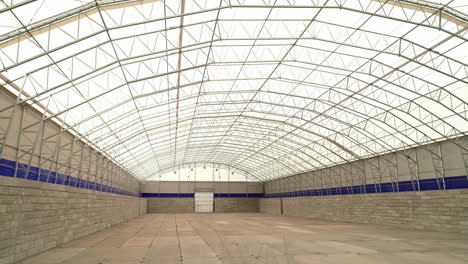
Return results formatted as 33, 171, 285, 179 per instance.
0, 0, 468, 263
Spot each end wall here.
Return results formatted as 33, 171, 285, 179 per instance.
259, 198, 281, 215
0, 177, 145, 264
214, 198, 258, 212
143, 181, 263, 213
147, 198, 194, 213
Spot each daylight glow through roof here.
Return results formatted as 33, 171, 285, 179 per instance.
1, 0, 467, 181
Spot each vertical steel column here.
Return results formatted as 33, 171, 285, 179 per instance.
342, 164, 353, 194
110, 161, 116, 191
403, 149, 421, 191
310, 171, 319, 194
0, 100, 17, 160
456, 137, 468, 181
47, 130, 63, 184
178, 164, 181, 196
428, 142, 446, 190
24, 118, 44, 181
77, 145, 85, 187
332, 166, 342, 195
64, 137, 76, 186
355, 161, 366, 193
367, 158, 382, 193
104, 156, 110, 191
13, 107, 24, 178
95, 154, 101, 191
384, 153, 399, 192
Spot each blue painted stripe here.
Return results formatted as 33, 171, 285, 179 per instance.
4, 158, 466, 199
0, 158, 138, 197
214, 193, 263, 198
264, 175, 468, 198
141, 193, 263, 198
141, 193, 195, 198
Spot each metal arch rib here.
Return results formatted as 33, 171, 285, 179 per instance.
140, 162, 265, 183
1, 1, 467, 47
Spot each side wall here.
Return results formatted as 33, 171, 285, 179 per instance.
0, 92, 140, 199
0, 177, 146, 264
262, 137, 468, 233
265, 139, 468, 196
260, 189, 468, 234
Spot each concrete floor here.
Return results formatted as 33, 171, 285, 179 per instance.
18, 213, 468, 264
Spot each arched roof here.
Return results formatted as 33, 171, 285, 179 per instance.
0, 0, 467, 181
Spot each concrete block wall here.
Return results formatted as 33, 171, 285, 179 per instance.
214, 198, 259, 212
259, 198, 281, 215
260, 189, 468, 234
139, 199, 147, 215
143, 181, 263, 213
147, 198, 194, 213
0, 177, 145, 264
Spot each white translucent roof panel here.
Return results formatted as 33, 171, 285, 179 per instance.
152, 163, 256, 182
0, 0, 467, 181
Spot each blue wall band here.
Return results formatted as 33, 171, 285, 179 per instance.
2, 158, 467, 198
141, 193, 263, 198
0, 158, 139, 197
264, 175, 468, 198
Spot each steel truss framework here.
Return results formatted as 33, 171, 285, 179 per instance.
0, 93, 141, 194
146, 162, 255, 183
0, 0, 467, 186
264, 138, 468, 195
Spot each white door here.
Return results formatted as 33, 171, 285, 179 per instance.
195, 192, 214, 213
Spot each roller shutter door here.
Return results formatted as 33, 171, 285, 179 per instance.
194, 192, 213, 212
